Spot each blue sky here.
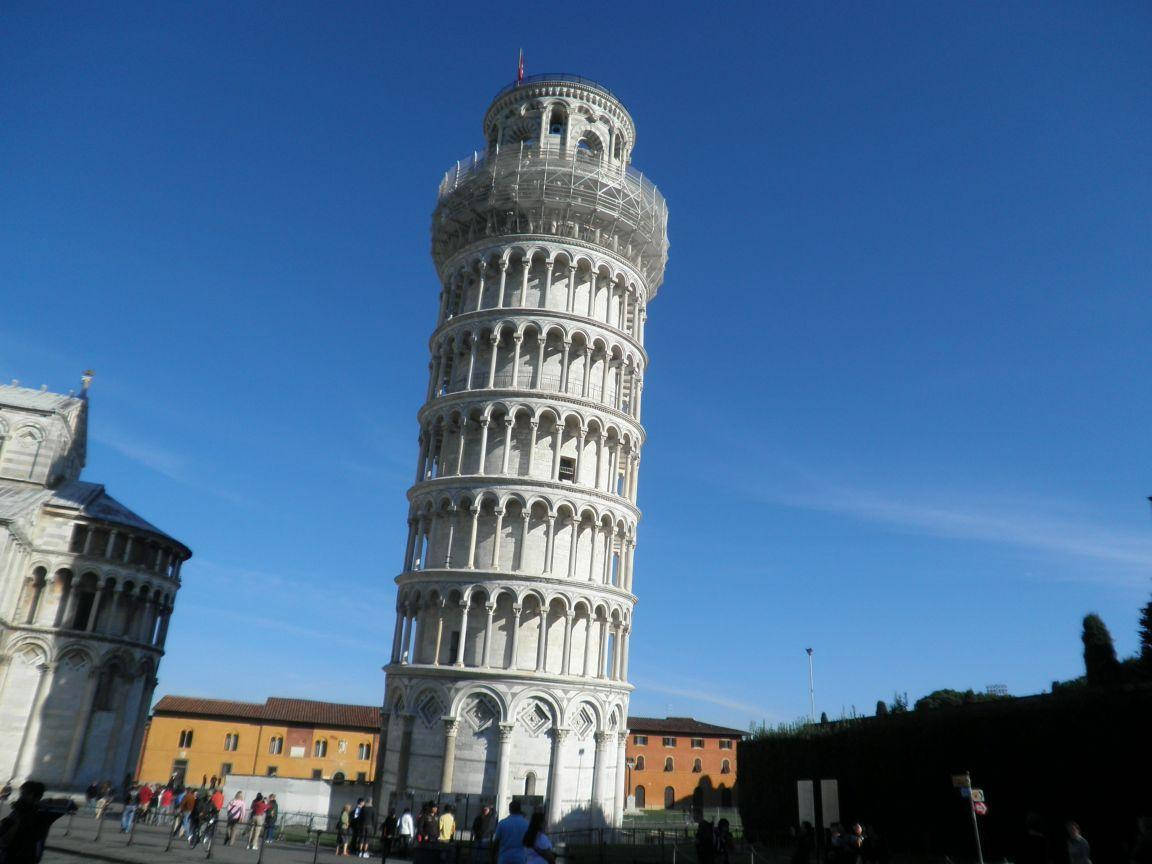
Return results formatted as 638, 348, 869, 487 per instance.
2, 1, 1149, 728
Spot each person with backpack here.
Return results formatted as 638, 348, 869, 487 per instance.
523, 812, 556, 864
247, 794, 268, 851
263, 794, 278, 845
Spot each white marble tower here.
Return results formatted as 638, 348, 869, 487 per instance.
378, 74, 668, 827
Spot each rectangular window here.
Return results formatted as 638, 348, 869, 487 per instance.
662, 737, 676, 747
633, 735, 648, 745
312, 769, 322, 780
266, 766, 278, 777
221, 762, 233, 777
356, 772, 367, 783
719, 739, 733, 750
170, 759, 188, 787
449, 631, 461, 664
178, 730, 194, 748
109, 532, 127, 561
69, 525, 89, 554
90, 528, 111, 558
559, 457, 576, 482
358, 743, 372, 760
691, 738, 704, 749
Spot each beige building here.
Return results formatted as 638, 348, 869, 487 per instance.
0, 377, 190, 789
137, 695, 381, 787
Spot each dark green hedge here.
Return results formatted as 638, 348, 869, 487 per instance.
737, 685, 1152, 861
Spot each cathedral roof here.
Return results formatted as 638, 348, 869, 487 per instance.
0, 382, 86, 415
0, 478, 188, 552
153, 695, 380, 730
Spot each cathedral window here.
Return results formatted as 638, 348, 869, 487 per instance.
633, 735, 647, 745
224, 733, 239, 751
634, 755, 645, 771
692, 758, 702, 773
721, 759, 731, 775
663, 757, 673, 772
558, 457, 576, 482
691, 738, 704, 749
358, 742, 372, 760
662, 737, 676, 747
719, 739, 733, 750
70, 525, 89, 554
269, 736, 284, 755
314, 739, 328, 758
178, 729, 194, 748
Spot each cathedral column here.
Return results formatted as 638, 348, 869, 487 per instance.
546, 728, 568, 826
432, 601, 445, 666
560, 340, 572, 392
395, 714, 416, 794
561, 612, 574, 674
534, 338, 546, 389
550, 425, 562, 480
582, 615, 594, 677
510, 335, 522, 387
487, 335, 500, 388
602, 533, 614, 585
443, 508, 456, 568
467, 506, 480, 569
601, 357, 612, 408
482, 603, 495, 667
526, 421, 538, 476
491, 508, 505, 568
124, 674, 158, 786
496, 260, 508, 308
621, 626, 631, 678
588, 522, 599, 582
597, 617, 609, 679
542, 260, 554, 309
454, 600, 470, 667
156, 604, 173, 648
508, 605, 522, 670
519, 257, 531, 306
400, 608, 413, 663
534, 606, 548, 672
466, 340, 479, 391
474, 262, 487, 312
440, 718, 460, 792
590, 731, 609, 818
391, 609, 405, 662
614, 731, 629, 826
85, 579, 107, 633
13, 661, 54, 780
476, 420, 490, 474
500, 419, 514, 474
517, 513, 530, 571
567, 519, 580, 579
625, 540, 636, 591
62, 666, 100, 785
403, 519, 418, 572
543, 515, 556, 573
573, 428, 586, 483
495, 723, 515, 817
455, 423, 468, 475
580, 347, 591, 398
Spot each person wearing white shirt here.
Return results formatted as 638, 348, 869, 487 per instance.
398, 807, 415, 857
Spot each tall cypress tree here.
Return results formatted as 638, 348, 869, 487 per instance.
1082, 613, 1120, 687
1139, 597, 1152, 666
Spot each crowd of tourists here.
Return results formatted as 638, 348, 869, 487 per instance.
81, 775, 280, 851
374, 800, 552, 864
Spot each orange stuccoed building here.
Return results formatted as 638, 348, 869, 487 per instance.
625, 716, 744, 811
136, 696, 380, 787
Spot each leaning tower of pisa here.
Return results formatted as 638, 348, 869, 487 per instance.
378, 73, 668, 828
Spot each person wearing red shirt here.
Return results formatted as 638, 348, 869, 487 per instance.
248, 794, 268, 851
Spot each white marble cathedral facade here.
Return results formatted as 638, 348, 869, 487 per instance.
378, 74, 668, 828
0, 378, 190, 789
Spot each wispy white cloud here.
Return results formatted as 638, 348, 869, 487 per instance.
91, 427, 251, 507
633, 677, 782, 724
756, 480, 1152, 575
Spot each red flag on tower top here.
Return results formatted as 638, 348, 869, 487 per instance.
517, 48, 524, 85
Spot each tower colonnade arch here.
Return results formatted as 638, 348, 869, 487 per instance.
381, 74, 666, 829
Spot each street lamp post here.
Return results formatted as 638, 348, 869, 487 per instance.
806, 648, 816, 722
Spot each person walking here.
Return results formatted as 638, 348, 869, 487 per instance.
397, 807, 415, 858
264, 794, 278, 845
1067, 822, 1091, 864
137, 784, 154, 825
351, 799, 366, 856
715, 818, 735, 864
420, 805, 438, 846
358, 800, 376, 858
248, 794, 268, 851
119, 785, 138, 833
225, 792, 246, 846
380, 809, 397, 861
159, 786, 175, 824
523, 812, 556, 864
438, 805, 456, 843
471, 804, 495, 863
492, 801, 530, 864
337, 804, 352, 856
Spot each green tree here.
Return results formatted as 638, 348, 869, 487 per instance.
891, 692, 909, 713
1082, 613, 1120, 687
875, 700, 888, 717
1139, 597, 1152, 666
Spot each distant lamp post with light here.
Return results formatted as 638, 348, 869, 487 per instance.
806, 648, 816, 722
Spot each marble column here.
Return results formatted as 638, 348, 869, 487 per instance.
546, 728, 568, 826
495, 723, 515, 817
440, 718, 459, 793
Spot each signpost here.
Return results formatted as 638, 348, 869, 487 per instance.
954, 772, 985, 864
